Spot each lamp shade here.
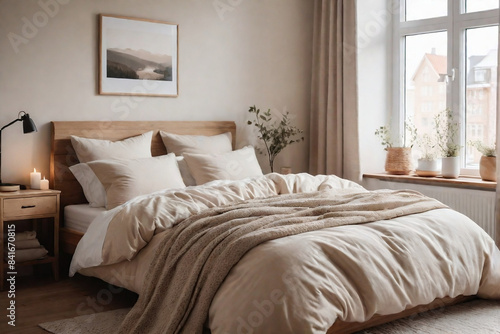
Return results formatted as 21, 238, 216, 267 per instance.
22, 113, 37, 133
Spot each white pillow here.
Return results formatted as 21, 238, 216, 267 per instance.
71, 131, 153, 163
69, 163, 107, 208
176, 156, 197, 187
160, 131, 232, 155
183, 146, 263, 185
88, 154, 186, 210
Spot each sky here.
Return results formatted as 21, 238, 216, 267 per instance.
106, 28, 173, 56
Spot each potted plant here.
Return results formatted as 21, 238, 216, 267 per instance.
415, 133, 440, 177
435, 109, 461, 178
247, 105, 304, 173
375, 121, 417, 175
469, 140, 496, 182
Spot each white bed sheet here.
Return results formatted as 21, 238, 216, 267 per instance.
64, 204, 106, 233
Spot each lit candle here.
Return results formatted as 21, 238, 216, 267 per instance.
40, 176, 49, 190
30, 168, 41, 189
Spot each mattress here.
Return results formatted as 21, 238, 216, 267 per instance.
64, 204, 106, 233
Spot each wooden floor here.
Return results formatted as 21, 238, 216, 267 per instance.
0, 273, 137, 334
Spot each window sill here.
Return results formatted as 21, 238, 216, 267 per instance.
363, 173, 496, 191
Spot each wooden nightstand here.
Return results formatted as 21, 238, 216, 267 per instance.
0, 189, 60, 290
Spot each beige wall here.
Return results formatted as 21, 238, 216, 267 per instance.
0, 0, 313, 185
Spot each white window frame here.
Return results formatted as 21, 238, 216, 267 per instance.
392, 0, 499, 176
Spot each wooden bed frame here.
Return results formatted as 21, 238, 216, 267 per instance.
49, 120, 472, 334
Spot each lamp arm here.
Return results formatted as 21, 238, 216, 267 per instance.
0, 118, 22, 132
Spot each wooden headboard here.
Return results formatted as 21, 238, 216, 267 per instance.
50, 121, 236, 223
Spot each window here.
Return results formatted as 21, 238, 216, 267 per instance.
474, 69, 487, 82
468, 123, 484, 138
394, 0, 499, 175
421, 101, 433, 113
421, 86, 433, 96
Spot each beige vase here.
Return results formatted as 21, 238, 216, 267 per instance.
385, 147, 412, 175
479, 156, 496, 182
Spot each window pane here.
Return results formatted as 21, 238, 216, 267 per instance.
405, 0, 447, 21
465, 26, 498, 168
466, 0, 499, 13
405, 32, 447, 156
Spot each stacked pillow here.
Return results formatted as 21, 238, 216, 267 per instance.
160, 132, 232, 155
70, 132, 185, 210
87, 154, 184, 210
159, 131, 234, 187
159, 131, 263, 185
70, 129, 264, 210
71, 131, 154, 163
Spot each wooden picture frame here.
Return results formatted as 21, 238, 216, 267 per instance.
98, 14, 178, 97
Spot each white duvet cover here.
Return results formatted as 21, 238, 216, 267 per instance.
70, 173, 500, 333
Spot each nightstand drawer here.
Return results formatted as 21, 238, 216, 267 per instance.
3, 196, 57, 219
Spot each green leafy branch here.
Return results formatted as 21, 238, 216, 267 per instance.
247, 105, 304, 172
468, 140, 496, 157
417, 133, 439, 160
374, 120, 417, 150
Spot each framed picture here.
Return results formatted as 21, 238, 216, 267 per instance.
99, 14, 178, 97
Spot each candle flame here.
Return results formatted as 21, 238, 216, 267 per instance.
34, 168, 36, 172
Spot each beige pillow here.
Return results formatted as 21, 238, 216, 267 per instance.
176, 156, 197, 187
71, 131, 153, 163
88, 154, 185, 210
160, 131, 232, 155
183, 146, 263, 185
69, 163, 107, 208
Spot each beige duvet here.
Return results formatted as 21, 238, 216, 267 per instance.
71, 173, 500, 333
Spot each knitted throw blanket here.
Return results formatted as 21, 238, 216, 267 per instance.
118, 189, 446, 333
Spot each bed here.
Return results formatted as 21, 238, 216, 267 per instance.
50, 121, 500, 334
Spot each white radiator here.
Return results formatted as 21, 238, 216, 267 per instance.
363, 179, 496, 239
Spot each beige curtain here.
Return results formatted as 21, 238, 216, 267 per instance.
496, 25, 500, 247
309, 0, 360, 181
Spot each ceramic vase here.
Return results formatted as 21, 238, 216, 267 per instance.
479, 156, 496, 182
441, 156, 460, 179
415, 159, 440, 177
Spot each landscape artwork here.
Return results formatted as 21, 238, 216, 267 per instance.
99, 15, 178, 97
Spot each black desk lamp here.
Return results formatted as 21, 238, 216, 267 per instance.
0, 111, 37, 191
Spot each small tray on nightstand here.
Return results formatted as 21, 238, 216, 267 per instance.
0, 184, 20, 192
